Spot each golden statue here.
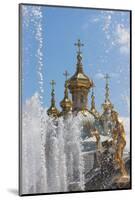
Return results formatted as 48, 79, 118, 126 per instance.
91, 128, 101, 150
111, 110, 129, 184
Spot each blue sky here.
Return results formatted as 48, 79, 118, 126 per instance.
21, 5, 130, 117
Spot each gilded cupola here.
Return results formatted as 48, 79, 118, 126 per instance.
47, 80, 60, 118
68, 39, 93, 112
60, 70, 72, 116
90, 85, 100, 119
102, 74, 113, 112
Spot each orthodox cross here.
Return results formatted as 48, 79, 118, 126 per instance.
104, 74, 110, 83
50, 80, 56, 106
74, 39, 84, 54
63, 70, 70, 98
50, 80, 56, 90
63, 70, 70, 81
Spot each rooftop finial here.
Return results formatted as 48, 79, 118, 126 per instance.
102, 73, 113, 111
104, 74, 110, 102
63, 70, 70, 99
47, 80, 59, 117
60, 70, 72, 115
50, 79, 56, 90
63, 70, 70, 81
91, 85, 96, 111
50, 80, 56, 107
74, 39, 84, 54
90, 84, 99, 118
74, 39, 84, 73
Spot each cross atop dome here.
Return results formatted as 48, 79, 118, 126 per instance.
63, 70, 70, 99
60, 70, 72, 115
63, 70, 70, 81
47, 80, 59, 118
74, 39, 84, 54
104, 74, 110, 84
50, 80, 56, 90
102, 73, 113, 111
104, 74, 111, 103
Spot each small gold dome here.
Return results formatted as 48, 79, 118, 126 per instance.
90, 86, 100, 119
60, 80, 72, 115
102, 74, 113, 112
47, 80, 59, 118
68, 53, 93, 90
60, 97, 72, 109
68, 71, 93, 90
102, 100, 113, 111
47, 106, 60, 118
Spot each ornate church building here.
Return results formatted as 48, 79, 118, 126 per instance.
47, 39, 114, 126
46, 40, 129, 187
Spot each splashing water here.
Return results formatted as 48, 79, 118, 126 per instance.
22, 94, 85, 194
21, 5, 47, 194
21, 5, 86, 193
34, 6, 47, 193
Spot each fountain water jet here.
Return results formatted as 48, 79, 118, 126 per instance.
22, 95, 87, 193
21, 5, 91, 194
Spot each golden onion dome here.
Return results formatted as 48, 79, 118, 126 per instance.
47, 80, 59, 118
47, 106, 60, 118
68, 51, 93, 91
90, 86, 100, 119
101, 74, 114, 112
60, 97, 72, 110
60, 80, 72, 115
